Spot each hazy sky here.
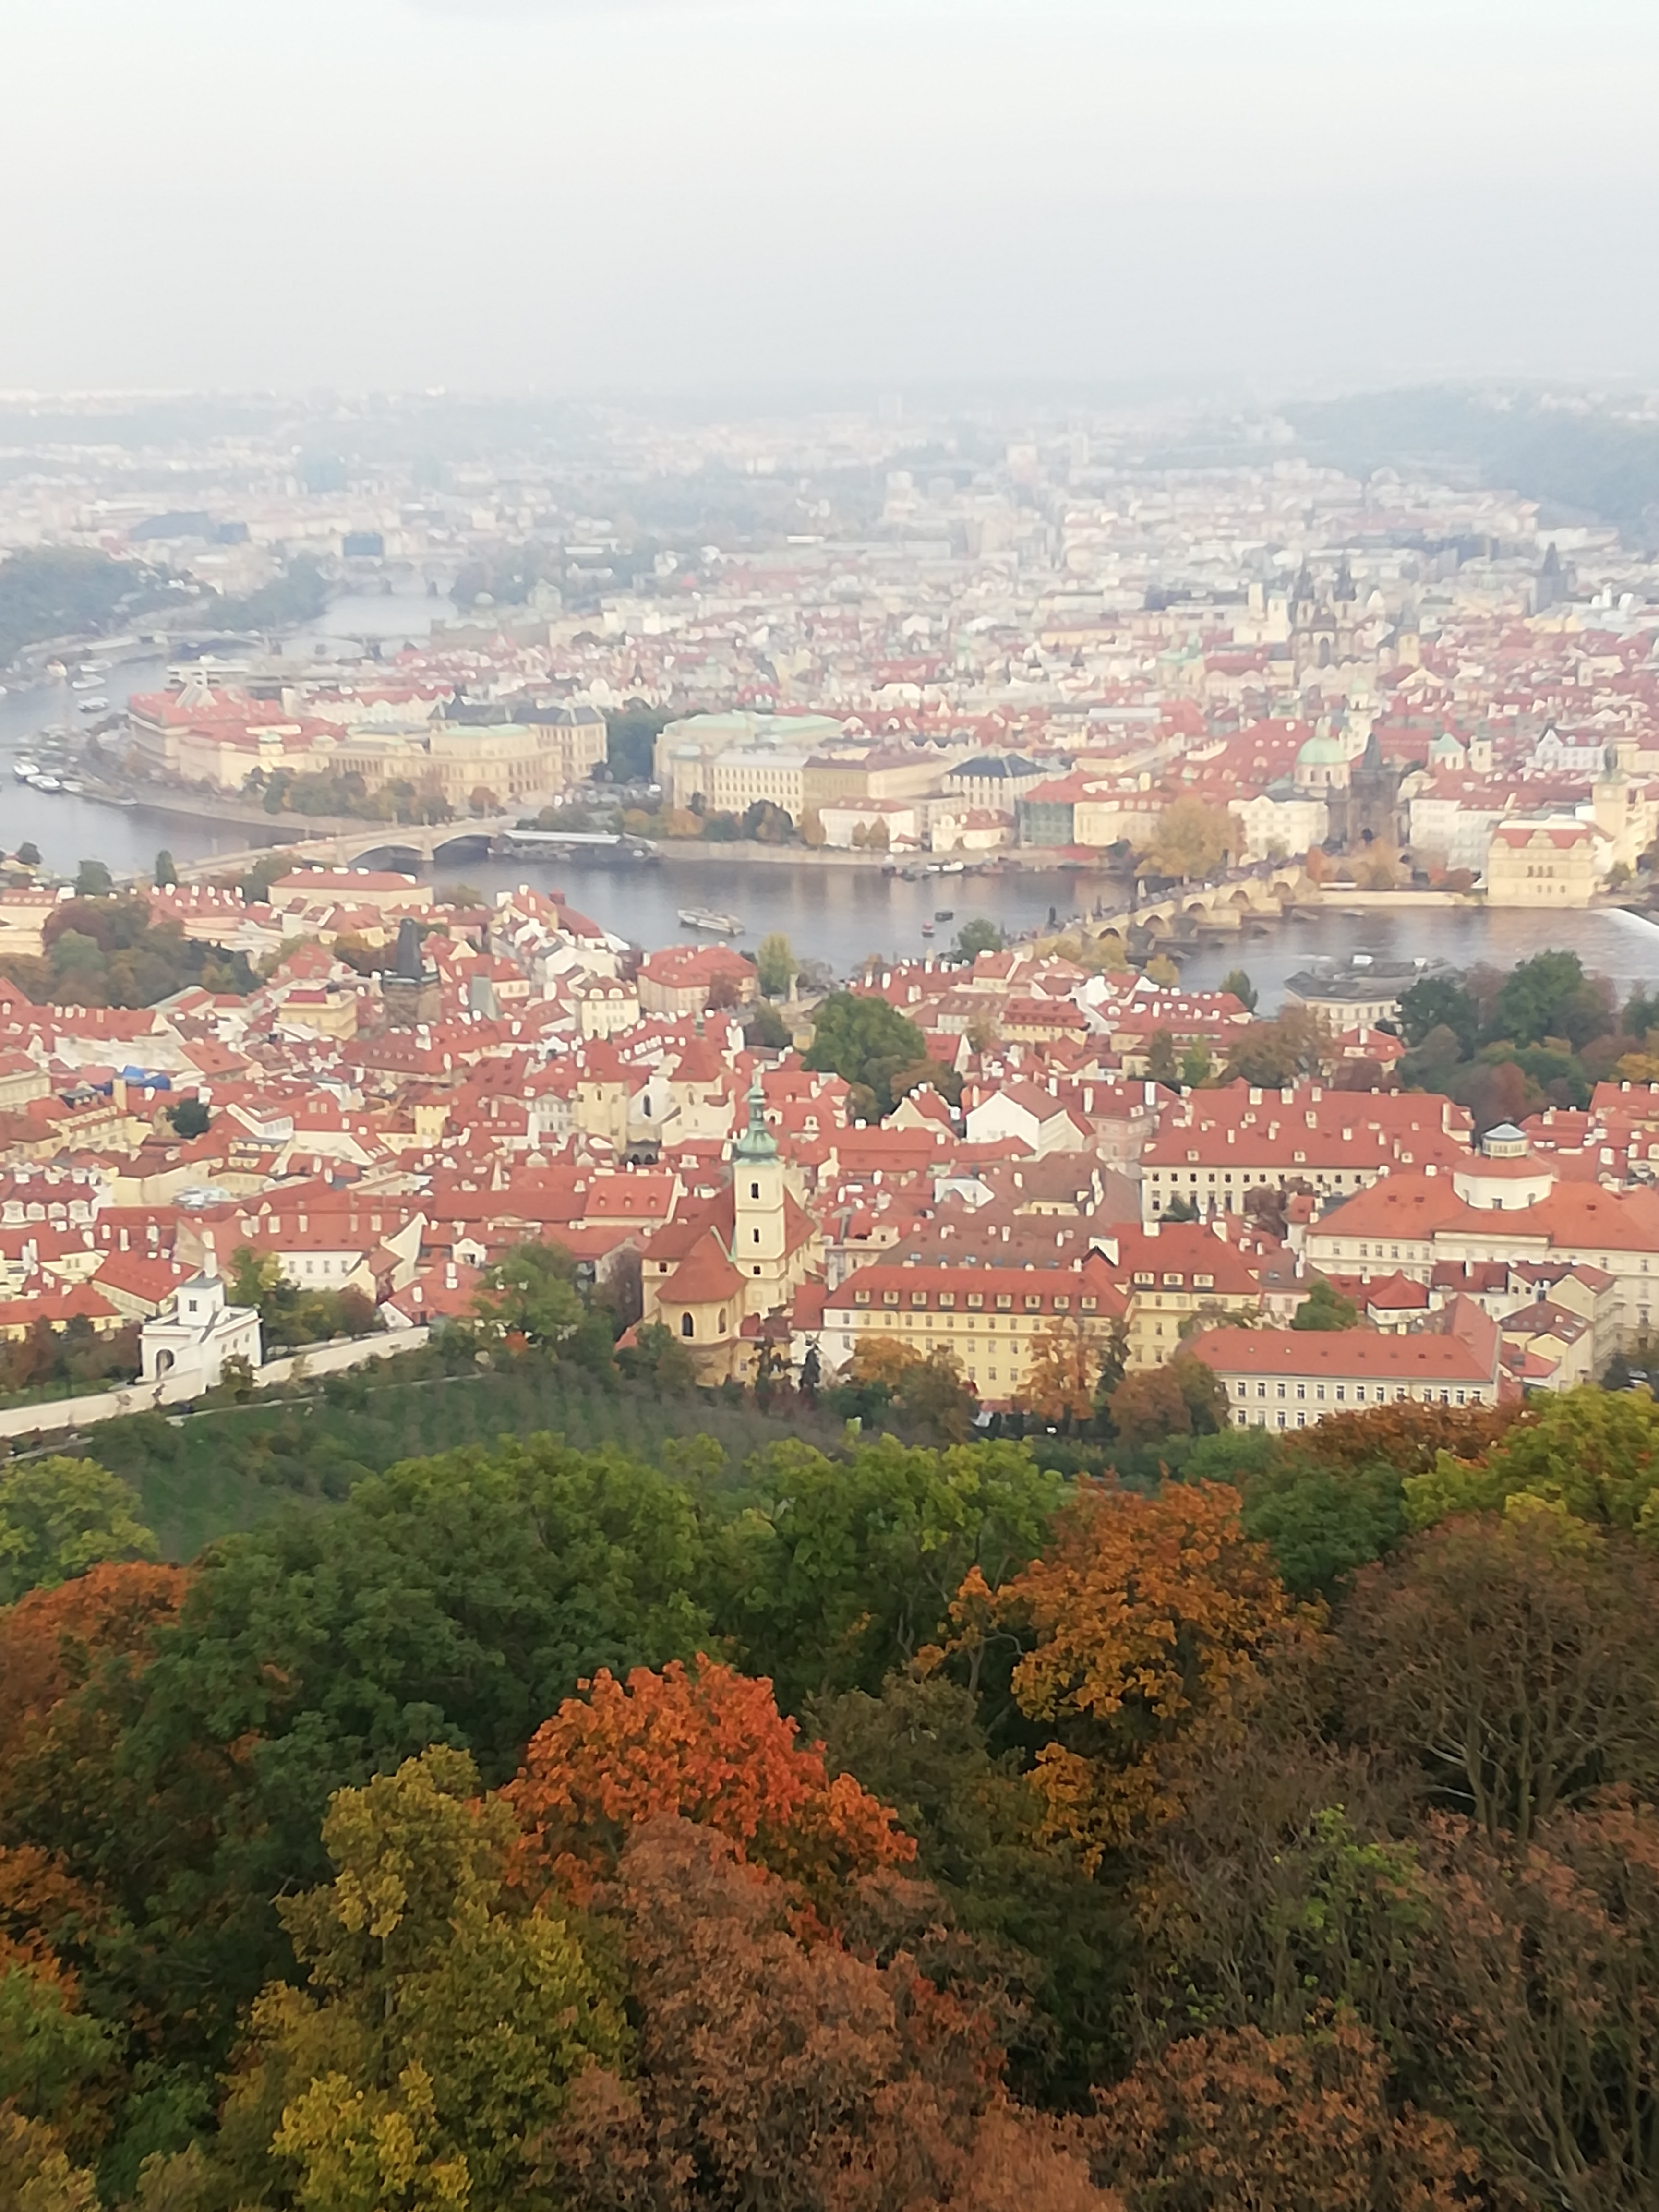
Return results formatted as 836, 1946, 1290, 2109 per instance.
3, 0, 1657, 397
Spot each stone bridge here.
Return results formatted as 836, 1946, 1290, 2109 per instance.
174, 818, 517, 885
1076, 863, 1315, 948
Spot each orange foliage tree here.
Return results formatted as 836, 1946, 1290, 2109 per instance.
505, 1655, 915, 1901
970, 1484, 1316, 1868
0, 1561, 188, 1775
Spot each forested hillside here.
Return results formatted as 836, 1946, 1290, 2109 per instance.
3, 1387, 1659, 2208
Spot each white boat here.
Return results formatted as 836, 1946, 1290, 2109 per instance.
78, 698, 108, 715
30, 775, 62, 793
71, 676, 100, 692
677, 905, 744, 935
12, 760, 38, 782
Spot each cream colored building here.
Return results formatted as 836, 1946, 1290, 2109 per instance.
656, 711, 844, 813
1485, 820, 1600, 906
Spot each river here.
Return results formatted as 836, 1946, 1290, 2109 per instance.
433, 852, 1659, 1005
5, 593, 1656, 1000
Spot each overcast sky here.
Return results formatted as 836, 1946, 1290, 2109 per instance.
2, 0, 1656, 398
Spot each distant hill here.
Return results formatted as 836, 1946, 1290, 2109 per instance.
1287, 387, 1659, 535
0, 545, 179, 668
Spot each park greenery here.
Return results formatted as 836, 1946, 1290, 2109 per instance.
0, 894, 256, 1008
207, 554, 331, 633
0, 547, 184, 669
4, 1366, 1659, 2206
1397, 949, 1659, 1125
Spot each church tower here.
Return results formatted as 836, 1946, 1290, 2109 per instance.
732, 1074, 789, 1312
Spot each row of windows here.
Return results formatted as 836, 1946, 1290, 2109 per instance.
1230, 1378, 1482, 1407
851, 1287, 1098, 1313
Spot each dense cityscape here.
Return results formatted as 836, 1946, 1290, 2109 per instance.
4, 0, 1659, 2200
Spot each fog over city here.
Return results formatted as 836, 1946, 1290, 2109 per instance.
5, 0, 1659, 394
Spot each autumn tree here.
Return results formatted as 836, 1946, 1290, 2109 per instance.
847, 1340, 980, 1445
505, 1654, 914, 1903
1091, 2015, 1474, 2212
1145, 797, 1233, 882
1018, 1315, 1099, 1428
1105, 1355, 1225, 1451
207, 1747, 622, 2212
541, 1818, 1113, 2212
1341, 1509, 1659, 1842
1409, 1795, 1659, 2208
978, 1484, 1315, 1865
0, 1459, 156, 1604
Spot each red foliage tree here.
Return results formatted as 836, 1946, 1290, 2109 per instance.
505, 1655, 915, 1902
542, 1817, 1113, 2212
1091, 2016, 1475, 2211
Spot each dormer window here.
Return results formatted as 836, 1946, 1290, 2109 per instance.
966, 1292, 984, 1309
1133, 1270, 1155, 1287
911, 1290, 928, 1308
1024, 1294, 1042, 1311
1053, 1295, 1070, 1311
854, 1288, 871, 1306
883, 1289, 900, 1306
996, 1292, 1013, 1310
938, 1291, 955, 1308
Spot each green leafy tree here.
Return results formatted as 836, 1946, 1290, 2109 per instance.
472, 1239, 586, 1353
803, 990, 931, 1118
754, 931, 795, 999
14, 842, 40, 870
1238, 1455, 1406, 1600
1178, 1038, 1212, 1089
814, 1671, 1129, 2104
0, 1457, 156, 1604
1291, 1279, 1358, 1332
953, 917, 1005, 962
72, 859, 112, 900
741, 1000, 789, 1050
709, 1434, 1061, 1710
1219, 967, 1258, 1012
604, 704, 670, 784
1490, 949, 1588, 1048
1146, 1029, 1179, 1086
1398, 972, 1478, 1053
164, 1098, 210, 1140
617, 1321, 697, 1395
152, 850, 177, 889
1403, 1383, 1659, 1533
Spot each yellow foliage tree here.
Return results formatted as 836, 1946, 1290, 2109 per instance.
1146, 796, 1234, 882
1017, 1315, 1099, 1427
